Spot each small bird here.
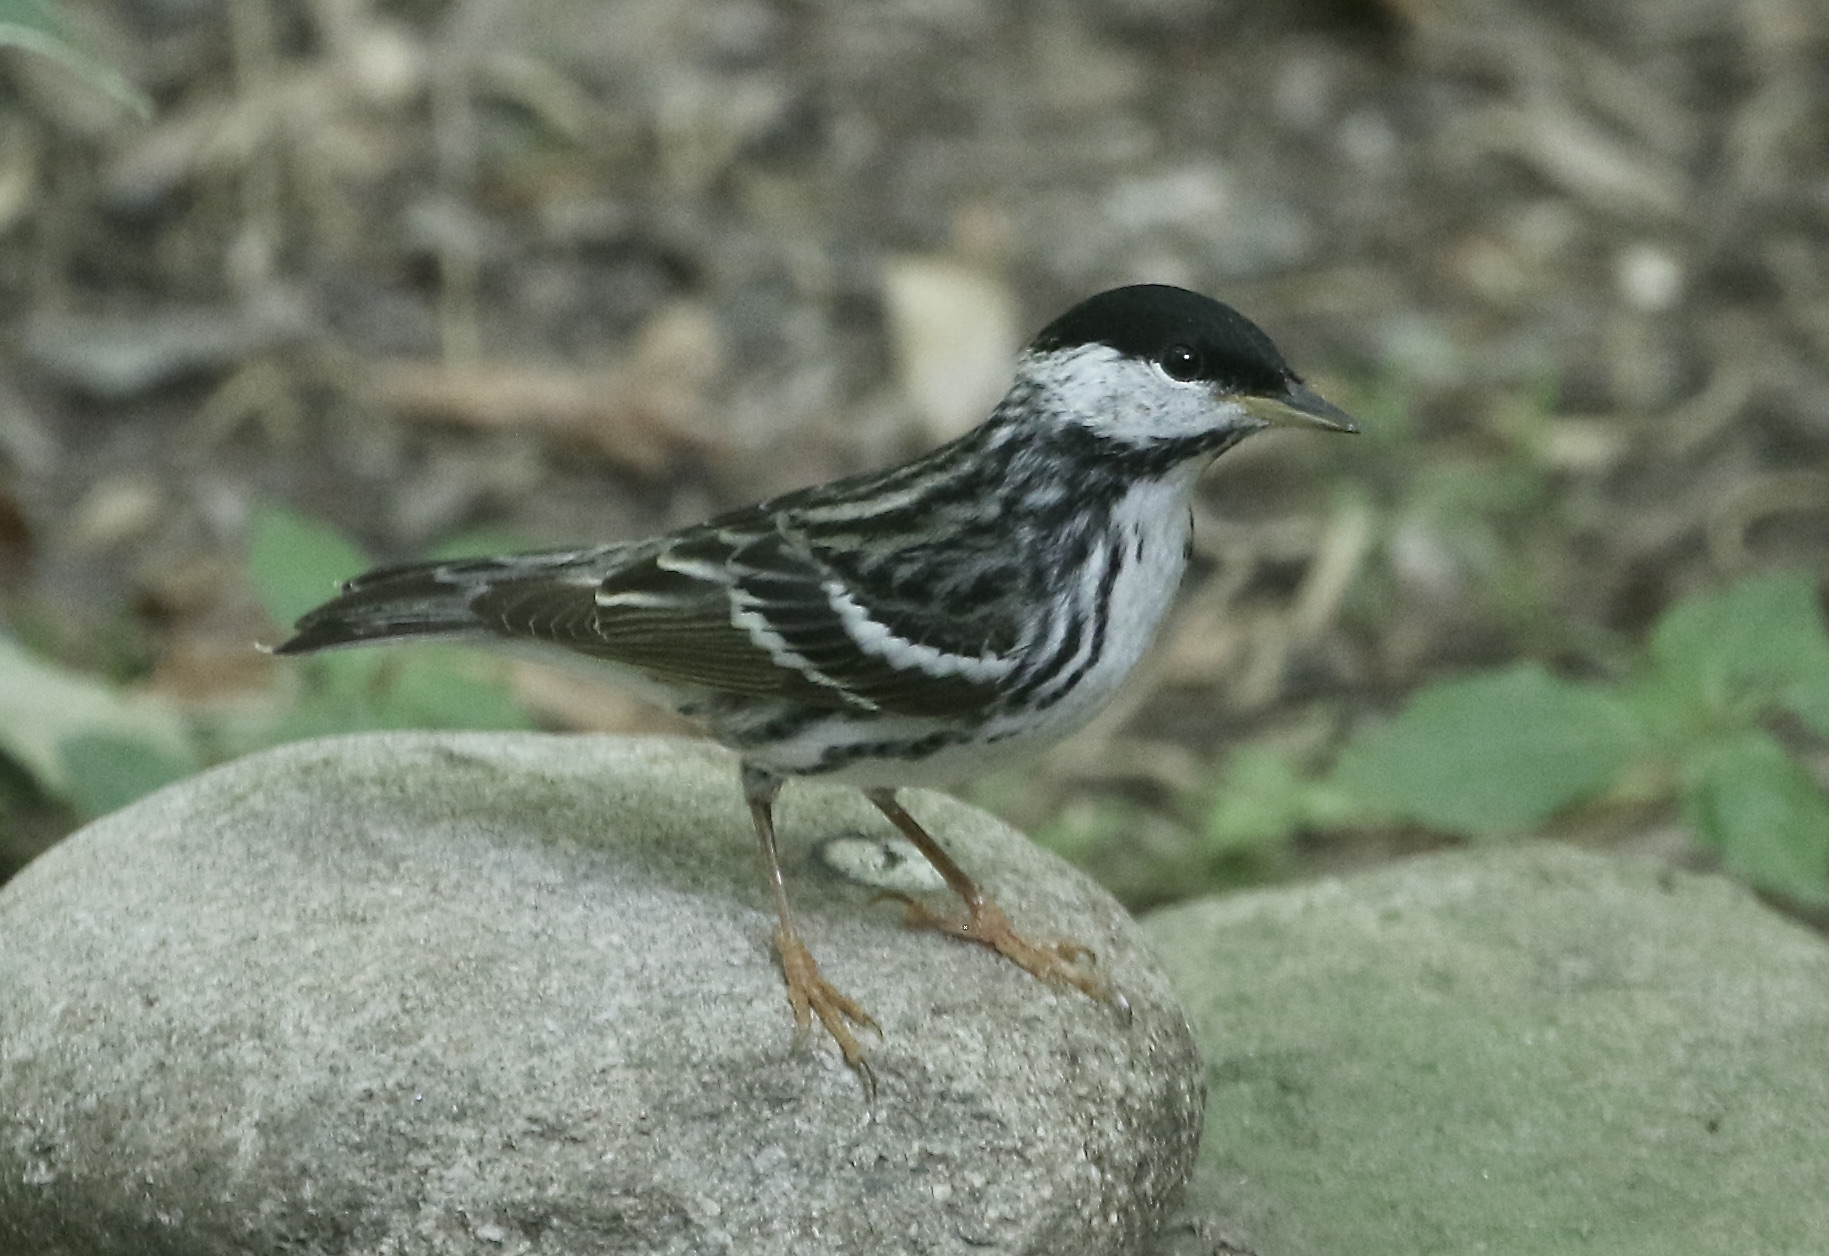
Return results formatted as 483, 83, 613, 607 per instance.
275, 284, 1354, 1077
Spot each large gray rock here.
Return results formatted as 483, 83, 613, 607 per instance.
0, 732, 1203, 1256
1143, 845, 1829, 1256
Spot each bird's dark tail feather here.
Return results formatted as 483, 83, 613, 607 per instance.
272, 559, 491, 655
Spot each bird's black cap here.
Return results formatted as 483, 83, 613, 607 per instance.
1029, 283, 1294, 397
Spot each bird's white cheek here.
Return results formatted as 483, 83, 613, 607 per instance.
1020, 342, 1248, 446
1104, 390, 1242, 446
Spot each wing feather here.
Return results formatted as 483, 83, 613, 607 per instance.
464, 510, 1020, 719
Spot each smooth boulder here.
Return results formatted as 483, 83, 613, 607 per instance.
1144, 844, 1829, 1256
0, 732, 1203, 1256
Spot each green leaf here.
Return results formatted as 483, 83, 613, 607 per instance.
248, 505, 372, 630
1329, 664, 1641, 837
57, 733, 193, 819
1683, 731, 1828, 906
1205, 747, 1365, 853
1647, 570, 1828, 737
1205, 747, 1310, 853
0, 633, 196, 798
376, 649, 533, 731
0, 0, 153, 119
255, 649, 531, 749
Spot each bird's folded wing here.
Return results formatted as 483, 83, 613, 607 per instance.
468, 518, 1016, 720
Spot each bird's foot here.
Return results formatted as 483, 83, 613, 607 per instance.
891, 894, 1114, 1005
774, 926, 880, 1089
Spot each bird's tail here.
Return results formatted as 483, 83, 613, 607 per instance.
271, 557, 504, 656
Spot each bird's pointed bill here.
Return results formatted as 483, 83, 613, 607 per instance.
1241, 382, 1358, 433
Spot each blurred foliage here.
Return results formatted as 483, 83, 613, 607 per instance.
1330, 374, 1599, 660
1328, 665, 1640, 836
0, 0, 151, 117
0, 632, 200, 808
217, 505, 534, 752
247, 507, 374, 630
0, 506, 530, 835
1189, 570, 1828, 907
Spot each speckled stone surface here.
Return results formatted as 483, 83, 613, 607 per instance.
1144, 845, 1829, 1256
0, 732, 1202, 1256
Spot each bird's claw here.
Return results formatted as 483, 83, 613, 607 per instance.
774, 927, 879, 1091
885, 893, 1117, 1007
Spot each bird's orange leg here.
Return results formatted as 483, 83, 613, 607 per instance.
863, 788, 1114, 1005
743, 765, 878, 1087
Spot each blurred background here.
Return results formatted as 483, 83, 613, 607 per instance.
1, 0, 1824, 918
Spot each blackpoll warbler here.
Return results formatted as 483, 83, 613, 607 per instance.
277, 284, 1356, 1078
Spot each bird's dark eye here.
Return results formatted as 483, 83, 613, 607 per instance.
1159, 344, 1204, 382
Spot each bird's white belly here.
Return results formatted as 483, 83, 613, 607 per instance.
982, 475, 1194, 749
760, 471, 1198, 788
